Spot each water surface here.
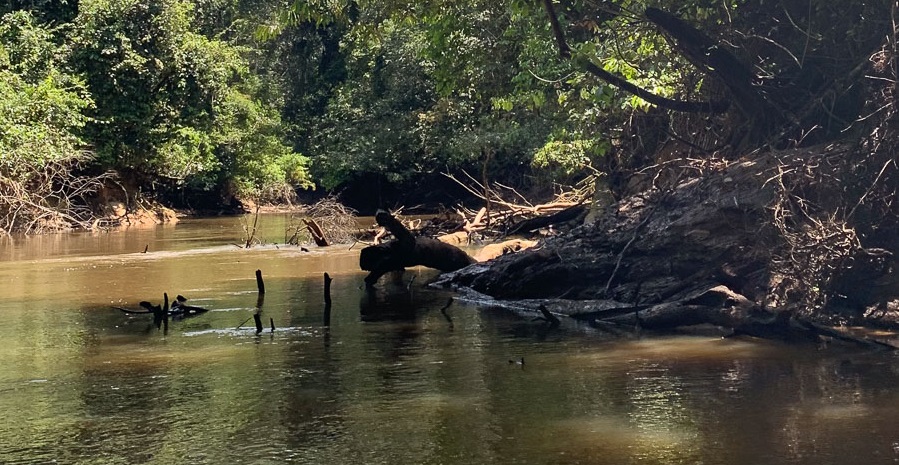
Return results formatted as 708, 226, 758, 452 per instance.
1, 215, 898, 464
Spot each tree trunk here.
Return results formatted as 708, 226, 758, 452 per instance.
360, 210, 476, 286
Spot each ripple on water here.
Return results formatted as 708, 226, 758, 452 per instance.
182, 326, 317, 337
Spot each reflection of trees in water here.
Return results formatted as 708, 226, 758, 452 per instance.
279, 330, 346, 449
0, 301, 92, 463
79, 374, 173, 459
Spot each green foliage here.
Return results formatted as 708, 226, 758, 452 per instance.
0, 9, 57, 80
70, 0, 312, 200
3, 0, 886, 214
73, 0, 233, 173
308, 20, 438, 188
299, 1, 569, 189
533, 137, 610, 179
214, 86, 313, 200
153, 126, 215, 180
0, 11, 98, 232
0, 11, 92, 181
1, 0, 79, 24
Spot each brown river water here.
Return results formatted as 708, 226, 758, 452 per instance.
1, 214, 898, 465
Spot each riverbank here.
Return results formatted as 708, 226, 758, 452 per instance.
434, 144, 899, 346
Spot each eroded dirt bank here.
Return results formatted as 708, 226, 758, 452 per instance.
435, 146, 898, 346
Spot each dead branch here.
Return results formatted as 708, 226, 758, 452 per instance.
443, 171, 592, 238
303, 218, 329, 246
287, 196, 359, 246
0, 157, 110, 234
241, 206, 261, 248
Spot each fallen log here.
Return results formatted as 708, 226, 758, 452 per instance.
505, 204, 586, 236
360, 210, 476, 286
437, 283, 897, 349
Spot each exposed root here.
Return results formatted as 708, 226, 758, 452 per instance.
0, 157, 111, 234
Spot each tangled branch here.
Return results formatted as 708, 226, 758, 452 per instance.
0, 155, 110, 234
286, 196, 359, 246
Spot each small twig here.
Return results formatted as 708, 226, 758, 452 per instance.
604, 207, 655, 295
244, 206, 261, 248
323, 272, 333, 326
253, 312, 263, 335
847, 159, 895, 220
236, 316, 253, 330
255, 269, 265, 295
323, 272, 333, 307
440, 298, 454, 326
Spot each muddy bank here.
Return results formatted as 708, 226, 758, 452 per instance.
434, 146, 899, 345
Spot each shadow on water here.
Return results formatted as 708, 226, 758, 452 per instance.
357, 270, 456, 323
358, 286, 431, 322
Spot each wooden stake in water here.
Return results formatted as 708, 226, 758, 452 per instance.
253, 312, 263, 335
323, 273, 333, 326
162, 293, 169, 335
254, 269, 265, 335
255, 269, 265, 295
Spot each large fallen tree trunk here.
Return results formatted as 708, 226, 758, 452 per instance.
360, 210, 476, 286
445, 285, 896, 350
504, 204, 586, 236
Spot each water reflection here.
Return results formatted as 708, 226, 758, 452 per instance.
2, 215, 899, 464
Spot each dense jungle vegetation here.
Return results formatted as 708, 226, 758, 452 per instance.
0, 0, 896, 237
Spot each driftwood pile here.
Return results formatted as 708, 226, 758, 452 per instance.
431, 172, 592, 242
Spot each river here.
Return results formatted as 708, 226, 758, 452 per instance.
0, 214, 898, 465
